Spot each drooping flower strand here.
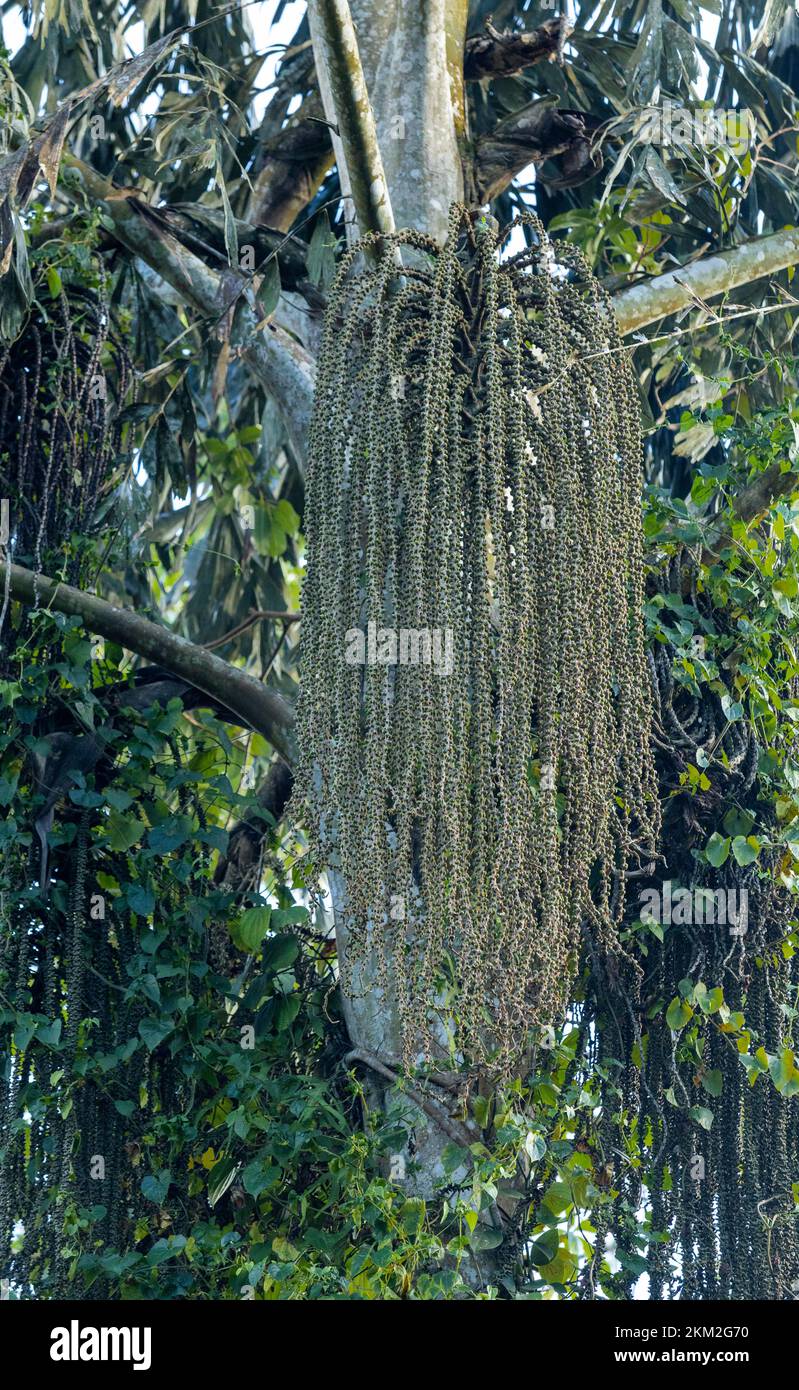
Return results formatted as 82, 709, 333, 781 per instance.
295, 204, 660, 1067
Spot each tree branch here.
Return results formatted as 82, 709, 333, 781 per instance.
213, 758, 295, 887
614, 229, 799, 337
338, 0, 466, 241
306, 0, 396, 244
344, 1048, 477, 1149
697, 462, 799, 566
245, 29, 335, 234
733, 461, 795, 526
5, 563, 295, 759
250, 91, 335, 232
242, 319, 315, 467
63, 161, 799, 479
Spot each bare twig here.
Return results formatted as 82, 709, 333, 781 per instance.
201, 609, 301, 651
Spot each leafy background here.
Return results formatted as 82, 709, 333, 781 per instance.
2, 0, 799, 1298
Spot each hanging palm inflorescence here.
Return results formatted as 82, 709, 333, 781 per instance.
296, 203, 661, 1067
0, 272, 208, 1297
0, 272, 138, 1294
0, 276, 128, 610
578, 555, 799, 1301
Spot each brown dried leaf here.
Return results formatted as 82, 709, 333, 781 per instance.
106, 29, 187, 107
212, 339, 231, 406
37, 104, 72, 198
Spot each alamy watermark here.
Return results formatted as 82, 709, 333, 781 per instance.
344, 621, 453, 677
635, 102, 753, 150
50, 1320, 151, 1371
639, 880, 748, 936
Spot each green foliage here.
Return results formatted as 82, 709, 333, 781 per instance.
0, 626, 611, 1299
3, 0, 799, 1303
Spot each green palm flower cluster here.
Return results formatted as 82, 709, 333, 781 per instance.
296, 203, 660, 1068
0, 275, 135, 1296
